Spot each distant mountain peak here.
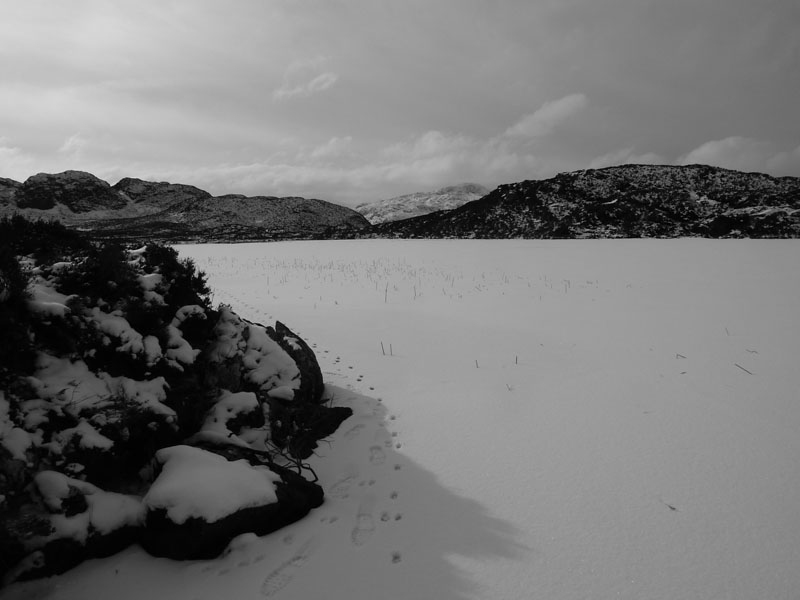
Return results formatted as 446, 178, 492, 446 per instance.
356, 182, 490, 224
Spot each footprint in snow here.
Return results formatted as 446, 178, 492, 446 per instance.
374, 428, 393, 449
343, 423, 366, 439
368, 445, 386, 465
350, 496, 376, 547
329, 468, 359, 499
260, 537, 317, 597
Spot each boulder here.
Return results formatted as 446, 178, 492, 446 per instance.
139, 446, 322, 560
268, 321, 324, 404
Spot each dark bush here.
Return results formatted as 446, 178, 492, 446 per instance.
0, 216, 89, 263
0, 246, 34, 379
58, 243, 140, 307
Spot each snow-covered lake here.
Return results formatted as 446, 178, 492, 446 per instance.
11, 239, 800, 600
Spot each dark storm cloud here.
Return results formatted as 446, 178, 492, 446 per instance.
1, 0, 798, 205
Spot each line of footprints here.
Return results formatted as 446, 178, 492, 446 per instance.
208, 290, 405, 593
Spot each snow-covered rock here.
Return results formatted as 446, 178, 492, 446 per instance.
140, 445, 323, 560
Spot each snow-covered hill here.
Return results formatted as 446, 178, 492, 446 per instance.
372, 165, 800, 238
355, 183, 489, 224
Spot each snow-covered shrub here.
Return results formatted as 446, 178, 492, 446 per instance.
141, 244, 211, 310
0, 218, 350, 584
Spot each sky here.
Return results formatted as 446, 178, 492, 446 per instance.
1, 0, 799, 206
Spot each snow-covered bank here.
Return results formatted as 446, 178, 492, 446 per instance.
7, 239, 800, 600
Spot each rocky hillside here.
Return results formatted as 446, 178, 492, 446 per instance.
355, 183, 490, 224
372, 165, 800, 239
0, 217, 351, 584
0, 172, 370, 242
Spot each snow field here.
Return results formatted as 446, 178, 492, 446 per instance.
6, 239, 799, 600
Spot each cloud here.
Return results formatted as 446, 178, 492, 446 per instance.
503, 93, 588, 138
153, 93, 595, 204
273, 56, 339, 101
589, 147, 664, 169
383, 130, 476, 161
308, 136, 353, 160
58, 133, 89, 156
0, 139, 37, 181
766, 145, 800, 174
678, 136, 800, 175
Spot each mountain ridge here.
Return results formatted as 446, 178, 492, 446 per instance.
370, 164, 800, 239
2, 165, 800, 240
0, 171, 370, 242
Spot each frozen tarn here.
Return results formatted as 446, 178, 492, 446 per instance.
6, 239, 799, 600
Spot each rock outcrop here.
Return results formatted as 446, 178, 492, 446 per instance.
0, 178, 20, 204
15, 171, 127, 212
113, 177, 212, 208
